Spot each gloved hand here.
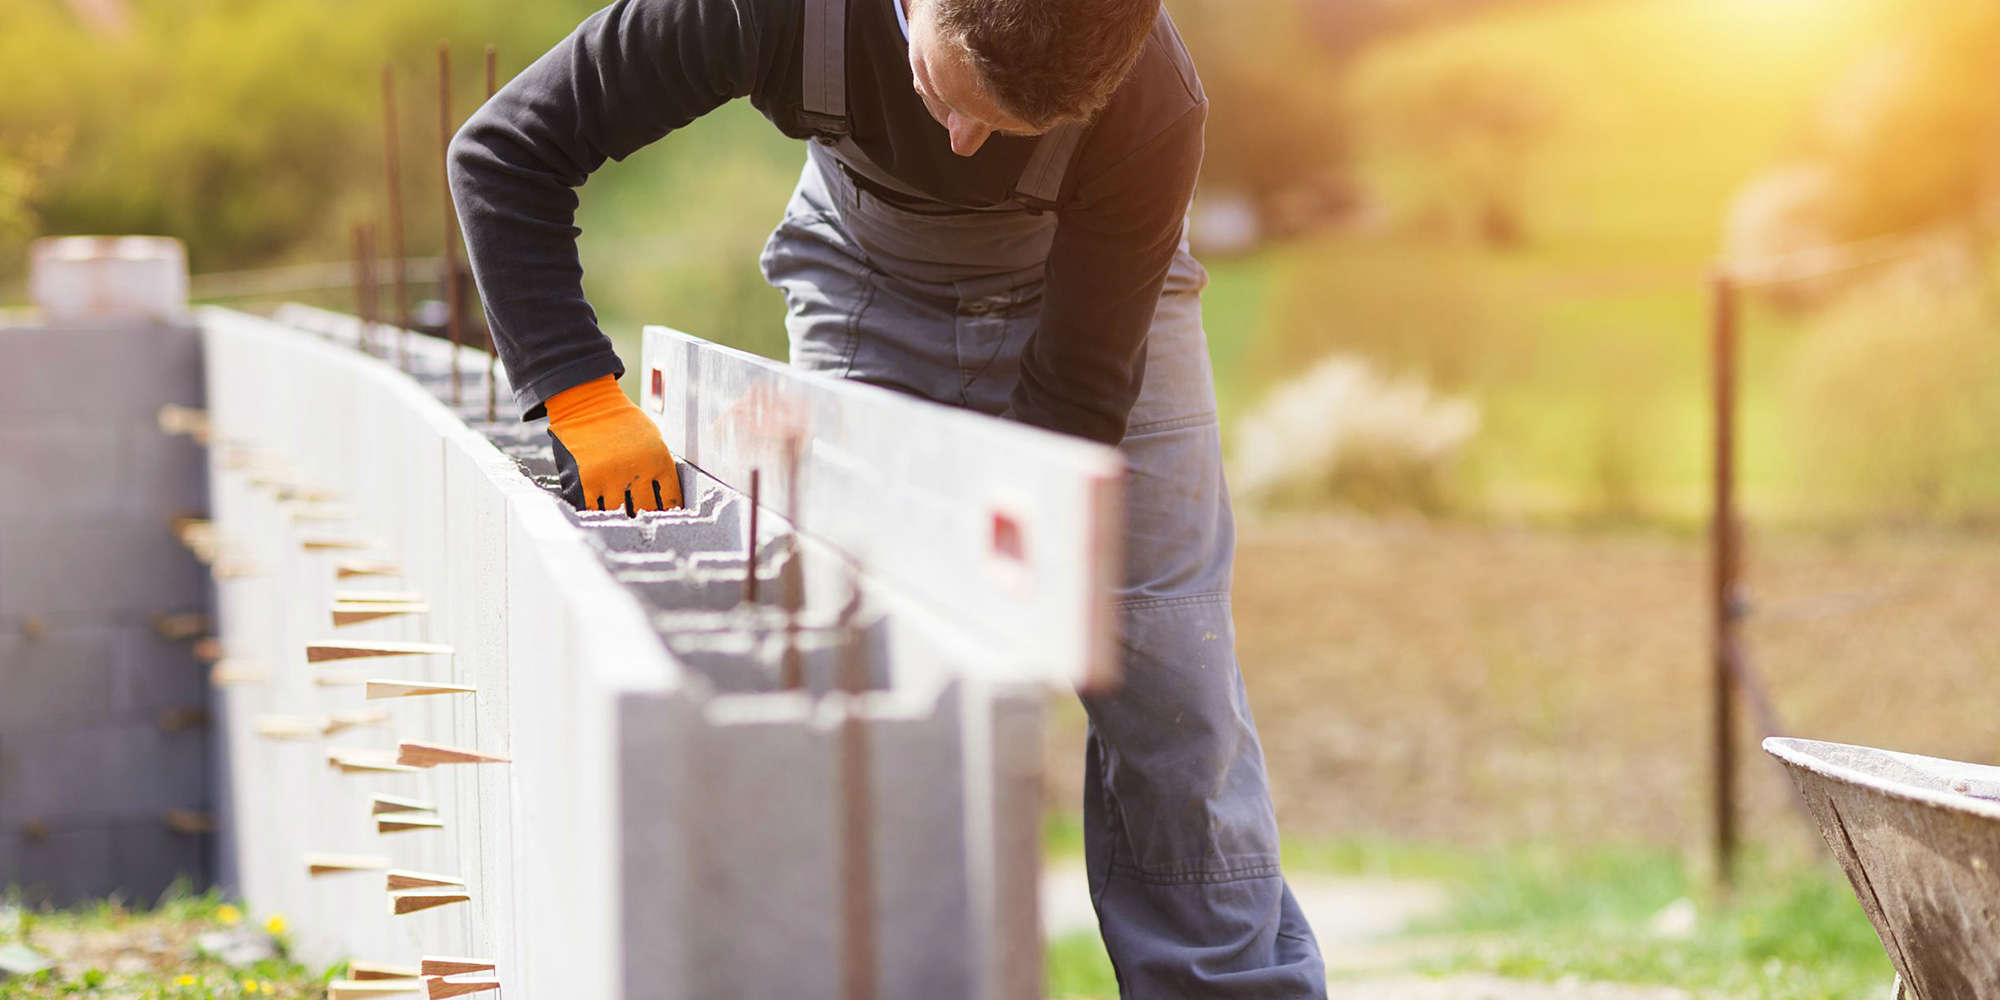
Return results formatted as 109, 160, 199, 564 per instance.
545, 375, 685, 515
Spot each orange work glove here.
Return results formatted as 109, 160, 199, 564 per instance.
544, 375, 685, 515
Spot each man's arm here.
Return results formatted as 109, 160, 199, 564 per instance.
1005, 99, 1207, 447
448, 0, 763, 419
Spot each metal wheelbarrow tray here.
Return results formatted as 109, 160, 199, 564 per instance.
1765, 737, 2000, 1000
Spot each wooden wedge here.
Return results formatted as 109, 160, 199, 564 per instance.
335, 589, 423, 604
333, 602, 431, 627
370, 794, 436, 816
385, 869, 464, 891
328, 979, 423, 999
349, 962, 420, 981
419, 957, 495, 978
256, 715, 325, 741
366, 680, 475, 701
426, 976, 499, 999
338, 560, 402, 579
324, 710, 392, 736
210, 660, 267, 686
377, 816, 445, 834
306, 853, 392, 877
329, 750, 420, 775
389, 890, 469, 915
308, 641, 452, 664
397, 741, 510, 767
302, 536, 376, 553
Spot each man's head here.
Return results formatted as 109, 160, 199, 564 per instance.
905, 0, 1161, 157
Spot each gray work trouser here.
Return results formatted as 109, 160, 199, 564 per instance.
761, 146, 1326, 999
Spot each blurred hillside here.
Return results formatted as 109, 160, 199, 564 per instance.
8, 0, 2000, 523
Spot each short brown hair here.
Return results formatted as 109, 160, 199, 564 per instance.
932, 0, 1161, 128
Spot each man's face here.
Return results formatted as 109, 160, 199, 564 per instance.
905, 0, 1044, 157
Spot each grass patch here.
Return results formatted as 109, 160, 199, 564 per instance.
0, 884, 336, 999
1418, 845, 1893, 999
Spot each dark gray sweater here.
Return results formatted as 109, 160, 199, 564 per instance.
448, 0, 1206, 445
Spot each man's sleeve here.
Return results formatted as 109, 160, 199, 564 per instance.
448, 0, 762, 419
1004, 100, 1207, 446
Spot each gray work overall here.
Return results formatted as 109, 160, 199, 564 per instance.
762, 2, 1326, 995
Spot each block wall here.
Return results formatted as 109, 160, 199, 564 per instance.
0, 319, 213, 905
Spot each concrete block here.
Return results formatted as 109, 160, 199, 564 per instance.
0, 627, 116, 729
0, 324, 202, 419
0, 425, 127, 516
0, 514, 207, 618
108, 821, 208, 905
125, 421, 209, 515
111, 626, 207, 719
0, 724, 204, 824
867, 690, 973, 1000
10, 823, 113, 907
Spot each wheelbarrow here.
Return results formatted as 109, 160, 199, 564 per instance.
1765, 737, 2000, 1000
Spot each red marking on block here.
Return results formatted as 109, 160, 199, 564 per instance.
650, 368, 664, 400
991, 512, 1026, 562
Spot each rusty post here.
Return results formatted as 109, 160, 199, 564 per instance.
835, 574, 875, 1000
358, 223, 379, 355
1710, 270, 1741, 888
780, 436, 804, 690
438, 42, 463, 407
744, 470, 761, 604
484, 44, 500, 423
382, 65, 411, 370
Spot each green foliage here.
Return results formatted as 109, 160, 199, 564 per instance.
1421, 845, 1893, 999
1782, 269, 2000, 522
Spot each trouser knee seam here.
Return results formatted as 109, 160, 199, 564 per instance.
1106, 861, 1284, 886
1123, 410, 1218, 436
1117, 592, 1229, 612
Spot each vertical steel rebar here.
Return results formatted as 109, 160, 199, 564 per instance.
438, 43, 464, 407
1710, 270, 1741, 889
358, 223, 379, 355
836, 575, 875, 1000
745, 470, 762, 605
484, 44, 500, 423
779, 436, 804, 690
382, 66, 411, 370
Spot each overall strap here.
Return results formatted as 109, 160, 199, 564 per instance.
1013, 121, 1087, 213
800, 0, 850, 135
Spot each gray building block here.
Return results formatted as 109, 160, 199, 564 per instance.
0, 724, 205, 825
0, 513, 207, 618
867, 690, 974, 1000
0, 324, 202, 419
0, 425, 128, 517
108, 821, 207, 905
0, 627, 116, 730
110, 625, 206, 720
124, 420, 209, 516
9, 823, 113, 907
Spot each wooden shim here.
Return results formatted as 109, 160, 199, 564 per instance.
151, 612, 210, 641
288, 503, 358, 522
329, 979, 424, 999
335, 589, 424, 604
377, 816, 446, 834
302, 536, 377, 553
210, 660, 267, 686
386, 869, 464, 890
324, 710, 393, 736
389, 890, 469, 915
397, 741, 510, 767
163, 809, 217, 835
192, 638, 224, 663
279, 486, 343, 503
308, 641, 453, 663
212, 561, 264, 580
419, 957, 495, 978
329, 750, 421, 775
333, 602, 431, 627
256, 715, 325, 741
307, 853, 392, 877
314, 675, 368, 688
426, 976, 500, 999
338, 560, 403, 579
366, 680, 475, 700
350, 962, 421, 981
371, 794, 436, 816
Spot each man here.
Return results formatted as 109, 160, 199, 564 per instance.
449, 0, 1326, 994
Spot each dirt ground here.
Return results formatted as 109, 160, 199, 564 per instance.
1046, 512, 2000, 853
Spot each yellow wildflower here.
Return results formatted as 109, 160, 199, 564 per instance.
175, 974, 197, 987
265, 914, 288, 936
216, 903, 242, 926
242, 978, 260, 993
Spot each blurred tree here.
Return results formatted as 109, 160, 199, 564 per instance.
1170, 0, 1357, 239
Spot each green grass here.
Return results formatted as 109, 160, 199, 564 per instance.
1042, 819, 1893, 999
0, 884, 336, 999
